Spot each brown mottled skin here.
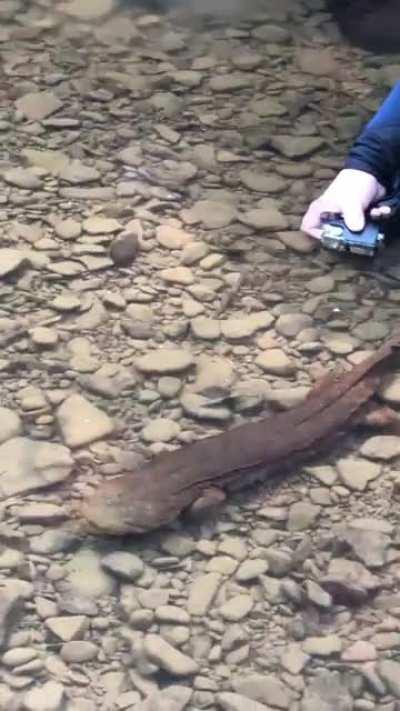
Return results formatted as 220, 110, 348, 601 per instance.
80, 334, 400, 535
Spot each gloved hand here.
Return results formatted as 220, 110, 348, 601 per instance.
301, 168, 387, 240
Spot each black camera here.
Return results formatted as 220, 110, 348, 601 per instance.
320, 178, 400, 258
321, 214, 385, 258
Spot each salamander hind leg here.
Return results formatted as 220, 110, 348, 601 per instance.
356, 404, 400, 429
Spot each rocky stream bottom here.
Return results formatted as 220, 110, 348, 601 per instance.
1, 0, 400, 710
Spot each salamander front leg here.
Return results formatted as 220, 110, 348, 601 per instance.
188, 486, 226, 518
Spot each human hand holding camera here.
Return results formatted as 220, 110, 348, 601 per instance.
301, 168, 387, 240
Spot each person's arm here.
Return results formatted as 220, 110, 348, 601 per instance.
301, 84, 400, 238
345, 82, 400, 192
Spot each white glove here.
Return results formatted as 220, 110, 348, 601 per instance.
301, 168, 386, 239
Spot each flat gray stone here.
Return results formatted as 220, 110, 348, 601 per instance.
256, 349, 296, 376
360, 435, 400, 461
240, 169, 286, 193
221, 312, 273, 341
45, 616, 88, 642
160, 266, 194, 285
378, 659, 400, 697
280, 643, 309, 674
252, 24, 291, 43
23, 681, 65, 711
59, 187, 114, 201
16, 91, 62, 120
4, 167, 43, 189
180, 391, 231, 421
336, 456, 381, 491
187, 573, 222, 616
307, 275, 335, 294
142, 418, 181, 443
83, 216, 121, 234
240, 206, 289, 231
275, 313, 313, 337
16, 502, 67, 524
218, 595, 253, 621
61, 0, 114, 19
251, 97, 287, 116
132, 688, 192, 711
287, 502, 320, 531
209, 73, 254, 92
265, 386, 310, 410
101, 551, 144, 581
0, 437, 73, 497
57, 394, 114, 448
144, 634, 198, 676
379, 373, 400, 405
341, 640, 377, 662
30, 530, 78, 555
0, 407, 22, 444
353, 321, 390, 341
59, 160, 100, 185
191, 317, 221, 340
303, 635, 342, 656
235, 559, 269, 582
136, 349, 194, 374
2, 648, 38, 668
60, 641, 98, 663
334, 521, 390, 568
277, 230, 316, 254
65, 547, 116, 598
184, 200, 237, 229
306, 580, 333, 608
217, 693, 270, 711
233, 674, 291, 709
156, 225, 193, 249
301, 670, 352, 711
23, 148, 70, 176
0, 248, 31, 276
271, 135, 324, 158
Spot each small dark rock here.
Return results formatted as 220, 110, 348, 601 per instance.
321, 558, 381, 606
289, 617, 307, 641
0, 584, 25, 649
110, 232, 139, 266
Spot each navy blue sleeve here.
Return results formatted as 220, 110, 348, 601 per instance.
344, 82, 400, 191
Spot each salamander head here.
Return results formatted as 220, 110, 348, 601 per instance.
79, 474, 178, 536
